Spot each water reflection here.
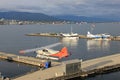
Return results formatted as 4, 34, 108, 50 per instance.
0, 60, 38, 78
60, 37, 79, 47
87, 40, 110, 51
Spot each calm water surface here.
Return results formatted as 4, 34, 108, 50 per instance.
0, 23, 120, 79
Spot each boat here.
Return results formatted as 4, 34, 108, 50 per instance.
101, 33, 111, 38
60, 32, 78, 37
60, 26, 79, 37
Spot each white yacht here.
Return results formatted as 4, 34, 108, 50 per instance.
61, 32, 78, 37
60, 26, 79, 37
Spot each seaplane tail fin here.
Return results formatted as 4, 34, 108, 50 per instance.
50, 47, 69, 59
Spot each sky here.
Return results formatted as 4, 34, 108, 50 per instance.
0, 0, 120, 16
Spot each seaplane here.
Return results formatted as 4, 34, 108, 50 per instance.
19, 42, 69, 60
87, 31, 111, 40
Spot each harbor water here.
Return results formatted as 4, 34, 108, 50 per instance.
0, 23, 120, 79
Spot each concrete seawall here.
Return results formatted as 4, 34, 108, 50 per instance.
14, 53, 120, 80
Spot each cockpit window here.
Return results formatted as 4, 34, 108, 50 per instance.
43, 49, 48, 52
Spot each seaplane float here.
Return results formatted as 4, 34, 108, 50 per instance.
19, 42, 69, 60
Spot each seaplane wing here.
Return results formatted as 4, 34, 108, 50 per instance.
19, 42, 61, 54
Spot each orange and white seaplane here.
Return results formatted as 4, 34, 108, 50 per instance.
19, 42, 69, 60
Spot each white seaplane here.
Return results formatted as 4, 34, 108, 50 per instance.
87, 31, 111, 40
19, 42, 69, 60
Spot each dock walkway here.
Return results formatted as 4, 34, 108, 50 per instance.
26, 33, 120, 41
14, 53, 120, 80
0, 52, 60, 67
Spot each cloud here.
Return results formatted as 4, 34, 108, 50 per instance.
0, 0, 120, 16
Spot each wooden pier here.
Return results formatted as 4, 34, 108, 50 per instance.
14, 53, 120, 80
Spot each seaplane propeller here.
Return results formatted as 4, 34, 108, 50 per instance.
19, 42, 61, 54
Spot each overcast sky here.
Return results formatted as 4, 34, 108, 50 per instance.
0, 0, 120, 16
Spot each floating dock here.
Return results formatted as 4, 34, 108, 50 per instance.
13, 53, 120, 80
0, 52, 60, 67
26, 33, 120, 41
25, 33, 60, 37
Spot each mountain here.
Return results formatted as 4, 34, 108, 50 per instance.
54, 15, 120, 22
0, 11, 120, 22
0, 11, 60, 21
